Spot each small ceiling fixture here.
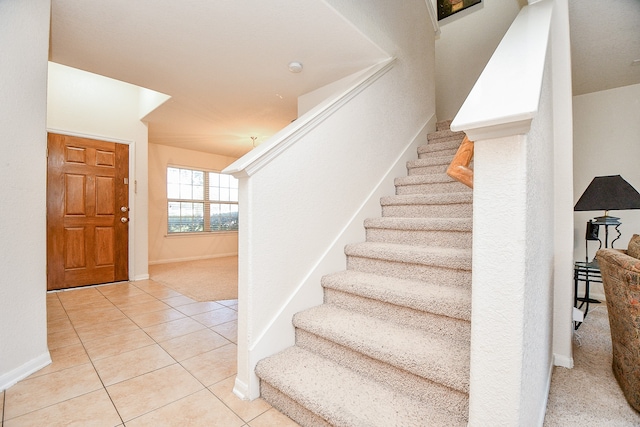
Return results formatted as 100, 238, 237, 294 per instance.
250, 136, 258, 147
288, 61, 303, 73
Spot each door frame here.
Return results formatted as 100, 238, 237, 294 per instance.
47, 128, 137, 283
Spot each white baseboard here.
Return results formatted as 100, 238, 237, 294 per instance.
133, 274, 150, 281
148, 253, 238, 265
232, 376, 250, 400
553, 353, 573, 369
537, 360, 555, 426
0, 351, 51, 392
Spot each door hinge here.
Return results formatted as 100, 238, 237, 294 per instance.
124, 178, 129, 185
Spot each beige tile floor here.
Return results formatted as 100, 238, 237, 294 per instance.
1, 280, 299, 427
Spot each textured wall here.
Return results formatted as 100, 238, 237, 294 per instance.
0, 0, 51, 390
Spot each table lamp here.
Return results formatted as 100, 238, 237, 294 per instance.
574, 175, 640, 247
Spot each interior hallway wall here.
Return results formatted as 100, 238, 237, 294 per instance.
0, 0, 51, 391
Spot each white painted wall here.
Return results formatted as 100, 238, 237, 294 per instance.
0, 0, 52, 391
573, 83, 640, 299
435, 0, 526, 121
47, 62, 157, 281
298, 69, 365, 116
148, 143, 238, 264
551, 0, 575, 369
227, 0, 436, 399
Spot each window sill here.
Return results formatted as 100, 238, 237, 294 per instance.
165, 231, 238, 238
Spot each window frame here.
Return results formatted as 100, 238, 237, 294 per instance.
166, 165, 239, 234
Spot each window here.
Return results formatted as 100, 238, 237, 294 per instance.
167, 166, 238, 233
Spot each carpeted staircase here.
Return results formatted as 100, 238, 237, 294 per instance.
255, 121, 473, 426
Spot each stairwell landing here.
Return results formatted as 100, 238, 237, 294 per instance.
255, 121, 472, 426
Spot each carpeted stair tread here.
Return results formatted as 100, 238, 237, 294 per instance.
395, 173, 457, 186
293, 304, 470, 393
418, 139, 461, 154
436, 120, 453, 131
346, 242, 472, 271
256, 346, 467, 427
380, 192, 473, 207
322, 270, 471, 321
407, 155, 455, 168
364, 217, 472, 247
364, 217, 472, 232
427, 129, 465, 141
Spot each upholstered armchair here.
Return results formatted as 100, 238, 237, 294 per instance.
597, 234, 640, 412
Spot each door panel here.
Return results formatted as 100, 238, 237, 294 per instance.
47, 133, 129, 290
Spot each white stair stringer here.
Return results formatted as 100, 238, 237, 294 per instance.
255, 122, 472, 426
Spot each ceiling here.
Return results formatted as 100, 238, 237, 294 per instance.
49, 0, 388, 158
49, 1, 640, 158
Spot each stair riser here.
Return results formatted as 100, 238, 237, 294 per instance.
396, 181, 469, 195
436, 120, 452, 131
419, 148, 459, 159
408, 163, 449, 175
296, 328, 471, 398
382, 203, 472, 218
324, 288, 471, 332
260, 381, 332, 427
428, 130, 465, 141
347, 256, 471, 287
366, 228, 472, 249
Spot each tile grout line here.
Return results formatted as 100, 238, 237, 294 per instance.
97, 281, 244, 424
12, 280, 260, 426
59, 289, 127, 426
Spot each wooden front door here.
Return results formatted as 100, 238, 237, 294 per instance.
47, 133, 129, 291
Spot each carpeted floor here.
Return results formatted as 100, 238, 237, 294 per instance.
149, 256, 238, 302
544, 304, 640, 426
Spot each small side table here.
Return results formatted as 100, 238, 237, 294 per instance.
574, 260, 602, 330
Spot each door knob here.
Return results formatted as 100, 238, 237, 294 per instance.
120, 217, 129, 223
121, 206, 129, 212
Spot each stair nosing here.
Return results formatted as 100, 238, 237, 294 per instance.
256, 347, 468, 426
292, 305, 470, 392
345, 241, 472, 271
322, 270, 472, 321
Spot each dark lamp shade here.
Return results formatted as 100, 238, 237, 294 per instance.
574, 175, 640, 212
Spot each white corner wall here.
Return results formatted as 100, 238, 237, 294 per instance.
573, 83, 640, 299
550, 0, 574, 369
230, 0, 437, 400
435, 0, 526, 121
148, 143, 238, 264
47, 62, 154, 281
0, 0, 52, 391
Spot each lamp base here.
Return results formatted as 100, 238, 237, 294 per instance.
592, 215, 621, 225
